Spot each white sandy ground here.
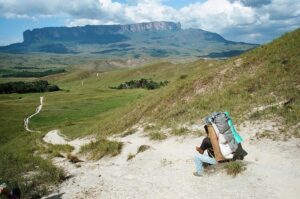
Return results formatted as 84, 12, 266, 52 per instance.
41, 120, 300, 199
24, 96, 44, 132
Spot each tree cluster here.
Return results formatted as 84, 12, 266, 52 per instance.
111, 78, 169, 90
2, 69, 66, 77
0, 80, 60, 94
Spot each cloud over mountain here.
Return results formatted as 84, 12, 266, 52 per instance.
0, 0, 299, 43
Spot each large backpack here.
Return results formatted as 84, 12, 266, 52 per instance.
204, 112, 243, 159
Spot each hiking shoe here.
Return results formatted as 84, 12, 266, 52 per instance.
193, 172, 203, 177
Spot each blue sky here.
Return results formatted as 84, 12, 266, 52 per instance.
0, 0, 299, 45
0, 17, 66, 45
114, 0, 205, 8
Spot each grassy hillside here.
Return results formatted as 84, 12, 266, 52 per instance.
0, 28, 299, 198
127, 28, 300, 133
126, 28, 300, 129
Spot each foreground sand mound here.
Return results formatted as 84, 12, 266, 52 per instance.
44, 121, 300, 199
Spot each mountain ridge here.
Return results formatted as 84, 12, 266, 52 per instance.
0, 21, 257, 57
23, 21, 182, 44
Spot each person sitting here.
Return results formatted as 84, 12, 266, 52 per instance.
0, 184, 21, 199
193, 136, 217, 176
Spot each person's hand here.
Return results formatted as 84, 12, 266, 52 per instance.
196, 146, 200, 152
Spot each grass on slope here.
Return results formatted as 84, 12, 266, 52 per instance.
0, 134, 65, 198
0, 58, 214, 197
113, 28, 300, 137
83, 28, 300, 156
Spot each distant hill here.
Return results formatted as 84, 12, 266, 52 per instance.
0, 21, 257, 58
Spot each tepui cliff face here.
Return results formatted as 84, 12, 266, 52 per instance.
0, 21, 256, 57
23, 21, 182, 44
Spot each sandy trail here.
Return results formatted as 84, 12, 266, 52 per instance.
43, 120, 300, 199
24, 96, 43, 132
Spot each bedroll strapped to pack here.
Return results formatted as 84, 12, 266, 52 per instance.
224, 112, 243, 144
204, 125, 226, 162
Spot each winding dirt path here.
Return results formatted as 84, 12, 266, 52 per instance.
24, 96, 44, 132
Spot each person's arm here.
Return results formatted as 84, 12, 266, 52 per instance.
196, 137, 210, 154
196, 146, 204, 154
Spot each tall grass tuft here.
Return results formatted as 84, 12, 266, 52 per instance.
224, 161, 246, 177
80, 139, 123, 160
172, 127, 189, 136
149, 132, 167, 140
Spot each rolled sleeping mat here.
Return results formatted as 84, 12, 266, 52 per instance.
205, 125, 226, 162
225, 112, 243, 144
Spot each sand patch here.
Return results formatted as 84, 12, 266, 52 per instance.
43, 120, 300, 199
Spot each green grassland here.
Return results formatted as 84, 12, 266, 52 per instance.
0, 56, 216, 197
0, 28, 299, 198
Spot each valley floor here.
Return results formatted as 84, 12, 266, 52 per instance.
43, 120, 300, 199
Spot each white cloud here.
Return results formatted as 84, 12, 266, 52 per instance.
0, 0, 299, 43
179, 0, 255, 32
65, 18, 102, 27
124, 0, 177, 23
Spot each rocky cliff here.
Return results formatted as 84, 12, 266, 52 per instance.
119, 21, 181, 33
23, 21, 181, 44
0, 21, 256, 57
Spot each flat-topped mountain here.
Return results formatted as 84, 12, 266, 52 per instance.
0, 21, 257, 58
23, 21, 182, 44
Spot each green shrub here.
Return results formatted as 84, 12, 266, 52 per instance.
111, 78, 168, 90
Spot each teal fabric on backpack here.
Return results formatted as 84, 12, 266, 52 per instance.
225, 112, 243, 144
